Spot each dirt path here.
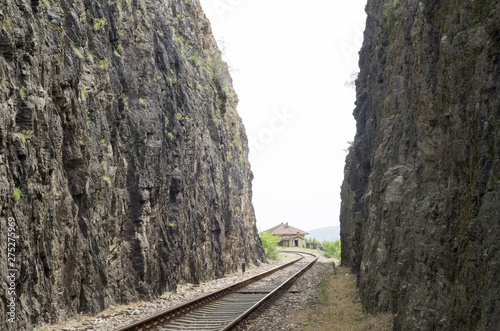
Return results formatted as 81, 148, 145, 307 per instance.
244, 254, 392, 330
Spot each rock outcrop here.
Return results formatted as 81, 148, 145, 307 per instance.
341, 0, 500, 330
0, 0, 264, 329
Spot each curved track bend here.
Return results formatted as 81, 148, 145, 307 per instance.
116, 251, 317, 331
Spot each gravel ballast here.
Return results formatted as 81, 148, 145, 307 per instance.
43, 252, 309, 330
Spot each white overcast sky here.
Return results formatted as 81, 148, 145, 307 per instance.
198, 0, 367, 232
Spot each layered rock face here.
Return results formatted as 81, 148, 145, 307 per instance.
341, 0, 500, 330
0, 0, 264, 329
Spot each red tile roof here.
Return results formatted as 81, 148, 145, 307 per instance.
265, 223, 308, 236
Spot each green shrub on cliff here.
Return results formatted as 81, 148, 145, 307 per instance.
383, 0, 399, 17
13, 188, 21, 203
93, 18, 108, 31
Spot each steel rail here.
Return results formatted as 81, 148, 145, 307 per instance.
115, 252, 307, 331
221, 251, 317, 330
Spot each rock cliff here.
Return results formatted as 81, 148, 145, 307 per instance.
341, 0, 500, 330
0, 0, 264, 329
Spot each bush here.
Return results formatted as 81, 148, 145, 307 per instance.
259, 231, 281, 261
13, 188, 21, 203
308, 238, 321, 247
323, 240, 341, 260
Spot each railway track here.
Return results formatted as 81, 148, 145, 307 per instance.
116, 251, 317, 331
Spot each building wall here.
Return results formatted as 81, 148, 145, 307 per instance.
281, 235, 307, 248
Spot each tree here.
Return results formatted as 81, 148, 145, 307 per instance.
308, 238, 321, 248
323, 240, 341, 260
259, 231, 281, 261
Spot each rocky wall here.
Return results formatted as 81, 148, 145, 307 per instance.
0, 0, 265, 329
340, 0, 500, 329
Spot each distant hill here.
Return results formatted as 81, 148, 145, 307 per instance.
306, 226, 340, 242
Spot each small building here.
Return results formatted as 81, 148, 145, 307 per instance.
265, 223, 309, 248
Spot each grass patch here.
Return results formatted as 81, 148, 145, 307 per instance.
14, 129, 33, 143
103, 175, 112, 187
93, 18, 108, 31
98, 59, 109, 70
384, 94, 392, 109
2, 18, 15, 32
292, 266, 393, 330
